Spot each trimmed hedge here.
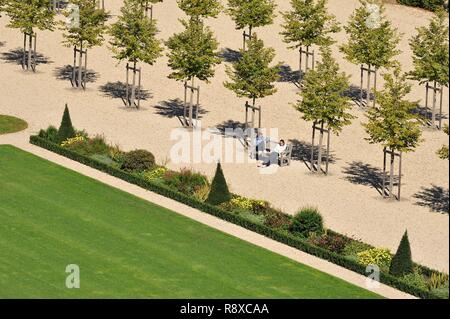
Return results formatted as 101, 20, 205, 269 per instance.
29, 135, 445, 299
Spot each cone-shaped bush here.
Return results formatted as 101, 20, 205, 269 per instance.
389, 230, 414, 277
206, 162, 231, 206
57, 104, 76, 143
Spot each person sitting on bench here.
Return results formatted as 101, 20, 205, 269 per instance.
258, 139, 287, 167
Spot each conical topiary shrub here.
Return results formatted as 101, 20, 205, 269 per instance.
206, 162, 231, 206
389, 230, 414, 277
57, 104, 76, 143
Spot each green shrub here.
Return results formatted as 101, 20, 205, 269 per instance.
401, 271, 428, 291
90, 154, 115, 166
163, 168, 209, 195
357, 248, 392, 271
121, 149, 156, 172
193, 183, 211, 202
206, 162, 231, 205
427, 272, 449, 290
143, 166, 168, 181
38, 125, 59, 143
109, 144, 126, 164
309, 233, 349, 254
397, 0, 445, 11
63, 135, 110, 156
57, 104, 76, 143
290, 207, 324, 237
390, 230, 414, 277
230, 196, 270, 214
343, 240, 373, 260
264, 208, 292, 230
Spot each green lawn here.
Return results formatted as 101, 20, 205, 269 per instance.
0, 115, 28, 135
0, 145, 381, 298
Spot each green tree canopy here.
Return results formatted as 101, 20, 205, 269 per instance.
166, 19, 221, 82
227, 0, 276, 32
109, 0, 163, 64
4, 0, 55, 34
224, 35, 281, 104
408, 9, 449, 86
61, 0, 109, 49
295, 46, 354, 134
340, 0, 401, 69
177, 0, 222, 20
280, 0, 341, 49
364, 65, 422, 152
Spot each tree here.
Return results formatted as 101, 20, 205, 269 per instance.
4, 0, 55, 70
227, 0, 276, 39
177, 0, 222, 20
295, 46, 354, 174
166, 18, 221, 124
340, 0, 401, 106
129, 0, 164, 19
280, 0, 340, 73
224, 35, 281, 127
109, 0, 163, 106
57, 104, 76, 143
61, 0, 109, 88
364, 65, 422, 198
206, 162, 231, 205
408, 9, 449, 129
389, 230, 414, 277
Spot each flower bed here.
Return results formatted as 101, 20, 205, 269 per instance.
30, 129, 448, 299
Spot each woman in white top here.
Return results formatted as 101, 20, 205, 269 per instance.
258, 139, 286, 167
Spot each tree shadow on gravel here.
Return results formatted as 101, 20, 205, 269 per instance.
289, 138, 338, 168
53, 65, 99, 85
278, 64, 301, 88
413, 185, 449, 214
219, 48, 242, 63
99, 81, 152, 106
153, 99, 208, 124
0, 48, 52, 66
341, 161, 384, 195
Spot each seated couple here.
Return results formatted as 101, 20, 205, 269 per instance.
252, 132, 287, 167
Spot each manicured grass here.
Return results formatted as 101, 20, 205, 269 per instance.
0, 145, 381, 298
0, 115, 28, 135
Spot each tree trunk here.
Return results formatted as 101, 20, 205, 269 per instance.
389, 150, 394, 198
248, 25, 252, 38
131, 61, 137, 106
78, 42, 83, 89
27, 34, 32, 70
189, 77, 195, 126
317, 121, 324, 172
432, 81, 437, 127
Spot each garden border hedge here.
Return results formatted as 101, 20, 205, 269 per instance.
29, 135, 444, 299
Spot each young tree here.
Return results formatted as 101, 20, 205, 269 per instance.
166, 18, 221, 125
129, 0, 163, 19
389, 230, 414, 277
109, 0, 163, 106
177, 0, 222, 20
227, 0, 276, 43
224, 35, 280, 126
4, 0, 55, 70
61, 0, 109, 88
206, 162, 231, 205
364, 65, 422, 198
280, 0, 340, 74
408, 9, 449, 129
57, 104, 76, 143
340, 0, 401, 106
295, 46, 354, 174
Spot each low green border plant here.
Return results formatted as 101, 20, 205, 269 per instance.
29, 134, 447, 299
